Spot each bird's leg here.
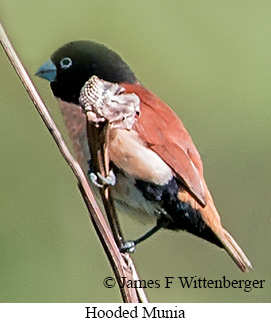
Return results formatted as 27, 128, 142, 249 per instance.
120, 221, 165, 253
89, 169, 116, 187
97, 170, 116, 185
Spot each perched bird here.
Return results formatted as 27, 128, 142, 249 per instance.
36, 40, 252, 272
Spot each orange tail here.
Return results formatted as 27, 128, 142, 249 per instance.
200, 188, 253, 272
216, 228, 253, 272
178, 185, 253, 272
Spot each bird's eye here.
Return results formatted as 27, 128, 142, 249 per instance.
60, 57, 73, 69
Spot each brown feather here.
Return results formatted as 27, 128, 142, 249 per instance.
58, 100, 89, 171
121, 84, 252, 272
122, 83, 206, 206
178, 185, 253, 272
58, 85, 252, 272
108, 128, 173, 185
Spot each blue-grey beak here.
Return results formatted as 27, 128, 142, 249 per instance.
35, 59, 57, 82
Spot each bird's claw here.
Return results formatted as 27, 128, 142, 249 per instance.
90, 170, 116, 188
120, 241, 136, 253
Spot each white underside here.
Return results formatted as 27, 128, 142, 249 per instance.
112, 172, 164, 224
109, 129, 173, 186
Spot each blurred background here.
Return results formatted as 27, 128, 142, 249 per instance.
0, 0, 270, 302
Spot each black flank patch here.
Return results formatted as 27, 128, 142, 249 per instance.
135, 177, 223, 248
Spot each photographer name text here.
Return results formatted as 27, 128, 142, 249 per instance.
117, 276, 265, 293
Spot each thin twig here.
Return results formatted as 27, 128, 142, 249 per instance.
86, 121, 125, 248
0, 22, 148, 303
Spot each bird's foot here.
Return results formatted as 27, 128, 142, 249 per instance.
89, 170, 116, 188
120, 241, 136, 253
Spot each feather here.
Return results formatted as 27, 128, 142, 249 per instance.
58, 100, 90, 171
122, 84, 252, 271
178, 186, 253, 272
122, 84, 206, 206
58, 85, 252, 272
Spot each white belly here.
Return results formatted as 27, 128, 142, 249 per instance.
112, 172, 163, 224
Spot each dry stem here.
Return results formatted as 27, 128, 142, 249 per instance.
0, 22, 147, 303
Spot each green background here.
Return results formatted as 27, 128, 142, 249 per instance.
0, 0, 270, 302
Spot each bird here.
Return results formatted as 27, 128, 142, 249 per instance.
36, 40, 252, 272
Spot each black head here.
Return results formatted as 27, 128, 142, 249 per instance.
36, 40, 137, 104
